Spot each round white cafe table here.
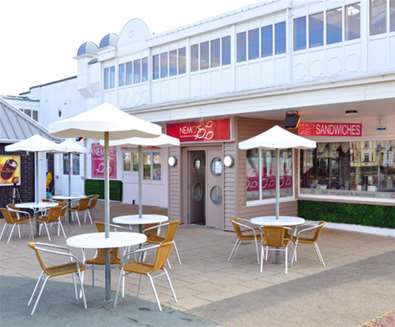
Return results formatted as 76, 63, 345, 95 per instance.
66, 232, 147, 249
250, 216, 305, 227
15, 202, 59, 236
113, 214, 169, 232
52, 195, 87, 201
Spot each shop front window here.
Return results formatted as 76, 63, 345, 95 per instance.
246, 148, 293, 202
300, 141, 395, 200
123, 152, 132, 171
143, 151, 161, 181
63, 154, 80, 175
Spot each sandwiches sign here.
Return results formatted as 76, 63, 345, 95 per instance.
298, 122, 362, 137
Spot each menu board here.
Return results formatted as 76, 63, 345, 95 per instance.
0, 155, 21, 186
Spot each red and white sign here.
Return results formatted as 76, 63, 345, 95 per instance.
91, 143, 117, 179
166, 118, 231, 143
298, 122, 362, 137
246, 167, 293, 192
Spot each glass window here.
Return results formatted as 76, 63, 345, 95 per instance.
103, 67, 110, 89
160, 52, 168, 78
191, 44, 199, 72
24, 109, 31, 117
109, 66, 115, 88
123, 152, 131, 171
152, 152, 161, 181
169, 49, 178, 76
118, 63, 125, 86
300, 141, 395, 200
72, 154, 80, 175
261, 25, 273, 57
391, 0, 395, 31
126, 62, 133, 84
221, 36, 231, 65
143, 151, 161, 181
248, 28, 260, 60
275, 21, 286, 54
210, 38, 220, 68
200, 41, 209, 70
246, 148, 293, 202
133, 59, 141, 83
32, 110, 38, 121
345, 3, 361, 40
309, 12, 324, 48
142, 57, 148, 82
63, 153, 70, 175
152, 55, 159, 80
370, 0, 387, 35
178, 47, 186, 74
237, 32, 247, 62
143, 152, 152, 180
326, 8, 343, 44
132, 152, 139, 171
293, 16, 307, 51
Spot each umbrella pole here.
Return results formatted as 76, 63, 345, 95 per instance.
138, 145, 143, 218
275, 148, 280, 219
104, 132, 111, 302
68, 154, 72, 196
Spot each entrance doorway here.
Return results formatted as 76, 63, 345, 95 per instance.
188, 151, 206, 225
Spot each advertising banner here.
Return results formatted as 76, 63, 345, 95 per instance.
0, 155, 21, 186
166, 118, 231, 143
91, 143, 117, 178
298, 122, 362, 137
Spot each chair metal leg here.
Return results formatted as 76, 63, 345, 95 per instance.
7, 224, 16, 244
29, 220, 34, 240
44, 223, 51, 241
72, 274, 78, 300
285, 247, 288, 274
260, 246, 264, 273
122, 271, 125, 298
75, 212, 81, 226
292, 241, 299, 264
28, 272, 44, 306
147, 273, 162, 311
166, 259, 172, 270
173, 241, 182, 264
30, 276, 49, 315
76, 272, 87, 309
113, 269, 124, 308
137, 275, 142, 296
314, 242, 326, 268
265, 246, 269, 261
227, 239, 239, 262
58, 220, 67, 238
0, 223, 8, 240
91, 265, 95, 287
163, 268, 177, 302
87, 210, 93, 224
254, 238, 260, 265
17, 225, 21, 238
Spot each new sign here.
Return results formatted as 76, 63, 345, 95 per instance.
167, 118, 231, 143
91, 143, 117, 179
298, 122, 362, 137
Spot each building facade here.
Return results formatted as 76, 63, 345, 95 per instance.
72, 0, 395, 229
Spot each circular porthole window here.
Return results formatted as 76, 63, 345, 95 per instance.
210, 157, 223, 176
192, 183, 203, 202
210, 185, 222, 205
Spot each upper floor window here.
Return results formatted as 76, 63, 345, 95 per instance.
118, 63, 125, 86
160, 52, 169, 78
142, 57, 148, 82
104, 66, 115, 89
126, 62, 133, 84
294, 16, 307, 51
326, 8, 343, 44
153, 55, 160, 80
274, 21, 286, 54
191, 36, 231, 71
119, 57, 147, 86
237, 32, 247, 62
248, 28, 260, 60
345, 3, 361, 40
153, 47, 186, 79
370, 0, 387, 35
169, 49, 177, 76
178, 47, 186, 74
261, 25, 273, 57
20, 109, 38, 121
133, 59, 141, 83
309, 12, 324, 48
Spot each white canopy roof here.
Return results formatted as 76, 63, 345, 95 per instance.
59, 139, 89, 154
107, 133, 180, 148
5, 134, 64, 153
49, 102, 162, 140
238, 125, 316, 150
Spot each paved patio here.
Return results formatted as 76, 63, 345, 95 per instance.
1, 201, 395, 326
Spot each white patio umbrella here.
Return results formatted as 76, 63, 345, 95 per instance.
239, 125, 316, 219
49, 102, 161, 301
5, 134, 64, 202
108, 134, 180, 217
59, 139, 89, 196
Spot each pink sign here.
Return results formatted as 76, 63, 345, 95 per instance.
298, 122, 362, 137
246, 167, 293, 192
166, 118, 231, 143
91, 143, 117, 179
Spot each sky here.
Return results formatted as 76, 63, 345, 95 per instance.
0, 0, 255, 95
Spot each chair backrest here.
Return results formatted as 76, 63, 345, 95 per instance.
311, 221, 327, 242
153, 241, 173, 270
46, 206, 63, 221
163, 220, 180, 242
143, 223, 160, 238
0, 208, 15, 224
78, 198, 90, 210
231, 218, 245, 239
28, 242, 48, 274
263, 226, 290, 248
89, 195, 99, 209
95, 221, 105, 232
